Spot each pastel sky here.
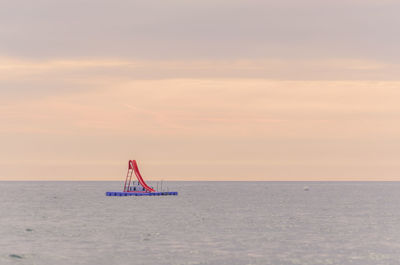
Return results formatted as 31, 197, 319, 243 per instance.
1, 0, 399, 180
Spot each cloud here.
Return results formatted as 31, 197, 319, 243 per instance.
0, 57, 399, 93
0, 77, 399, 180
0, 0, 399, 62
1, 78, 399, 136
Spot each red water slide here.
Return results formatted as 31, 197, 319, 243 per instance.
129, 160, 155, 192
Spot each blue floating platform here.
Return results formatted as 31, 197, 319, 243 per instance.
106, 191, 178, 196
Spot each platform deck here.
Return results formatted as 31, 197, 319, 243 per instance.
106, 191, 178, 196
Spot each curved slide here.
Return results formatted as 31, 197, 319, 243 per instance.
131, 160, 155, 192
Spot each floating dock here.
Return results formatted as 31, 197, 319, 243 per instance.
106, 191, 178, 196
106, 160, 178, 197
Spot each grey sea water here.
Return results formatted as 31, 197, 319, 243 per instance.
1, 181, 400, 265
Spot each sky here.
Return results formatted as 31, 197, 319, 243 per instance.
0, 0, 399, 180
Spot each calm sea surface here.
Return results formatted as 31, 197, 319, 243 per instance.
1, 181, 400, 265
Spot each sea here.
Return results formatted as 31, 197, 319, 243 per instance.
1, 181, 400, 265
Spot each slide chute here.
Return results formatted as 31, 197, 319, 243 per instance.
124, 160, 155, 192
